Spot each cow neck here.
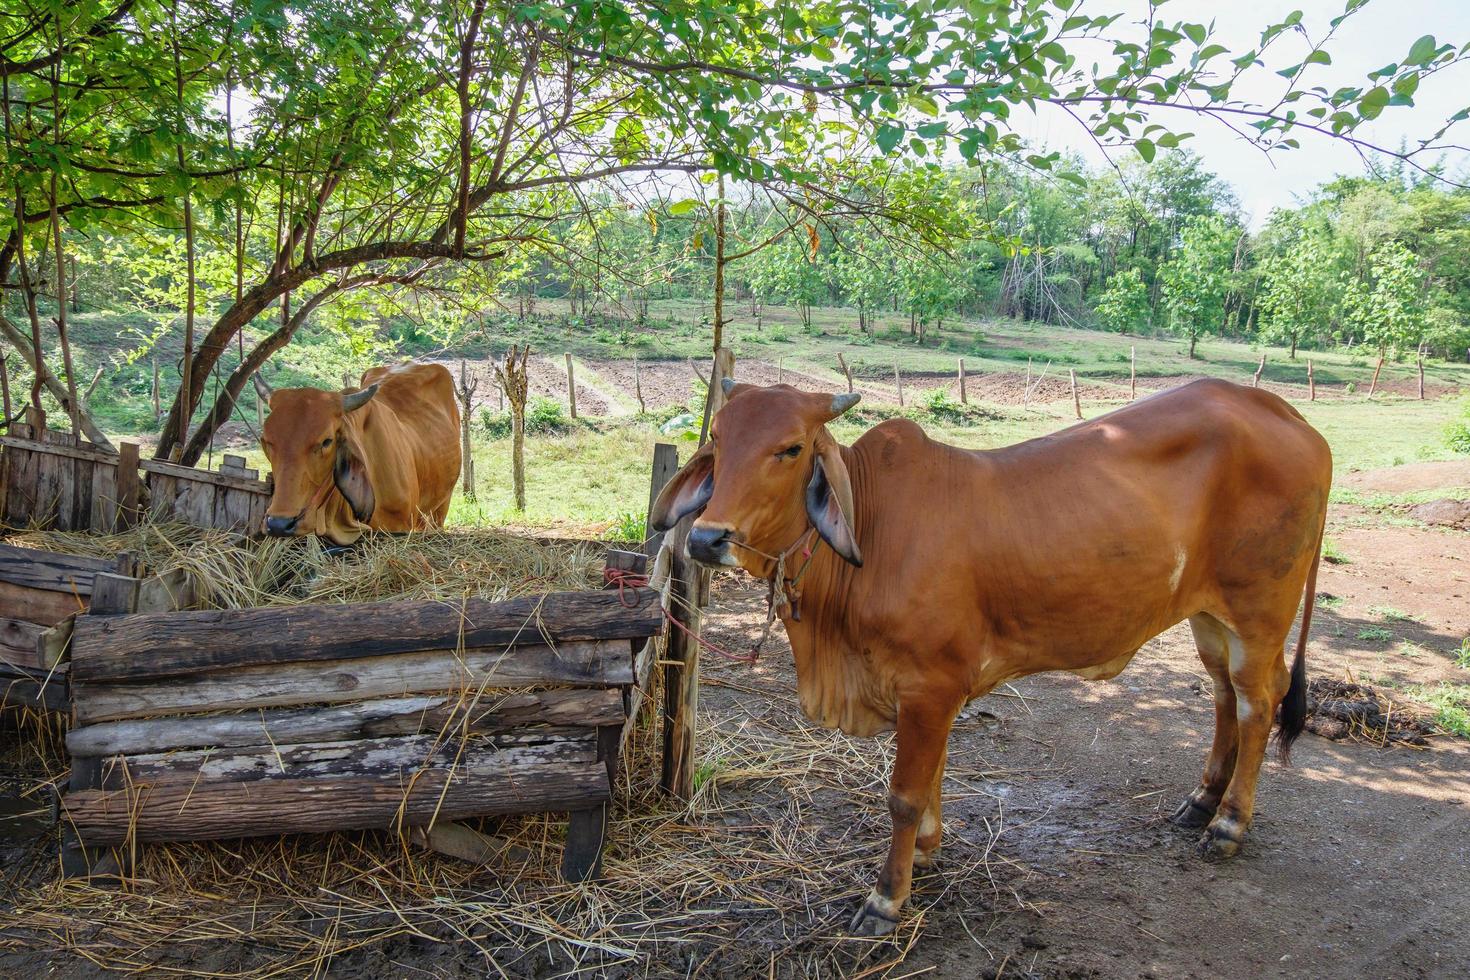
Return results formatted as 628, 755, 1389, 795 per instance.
316, 401, 376, 543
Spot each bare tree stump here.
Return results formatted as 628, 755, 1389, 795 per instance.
836, 353, 853, 394
493, 346, 531, 511
455, 360, 478, 501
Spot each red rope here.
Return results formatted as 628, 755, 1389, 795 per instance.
602, 567, 759, 664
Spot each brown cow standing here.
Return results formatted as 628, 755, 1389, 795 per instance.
255, 362, 460, 545
652, 378, 1330, 936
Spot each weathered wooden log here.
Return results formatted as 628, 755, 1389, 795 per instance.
72, 639, 634, 723
0, 663, 68, 712
63, 745, 609, 845
0, 616, 71, 670
68, 688, 626, 756
0, 580, 85, 627
100, 731, 596, 787
138, 456, 271, 494
72, 588, 662, 684
0, 543, 116, 593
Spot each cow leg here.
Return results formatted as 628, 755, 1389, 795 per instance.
1172, 614, 1239, 829
849, 697, 956, 937
913, 742, 947, 869
1198, 628, 1292, 860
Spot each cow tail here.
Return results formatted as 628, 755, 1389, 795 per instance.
1274, 515, 1323, 764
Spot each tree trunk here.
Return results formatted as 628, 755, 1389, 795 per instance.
711, 174, 726, 352
1189, 334, 1198, 360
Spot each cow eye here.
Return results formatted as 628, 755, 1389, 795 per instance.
321, 437, 333, 449
778, 444, 802, 459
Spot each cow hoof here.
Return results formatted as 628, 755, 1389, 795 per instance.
1169, 797, 1215, 829
1196, 818, 1244, 861
848, 890, 900, 937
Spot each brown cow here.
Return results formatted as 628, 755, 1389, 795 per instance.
254, 362, 460, 545
651, 378, 1330, 936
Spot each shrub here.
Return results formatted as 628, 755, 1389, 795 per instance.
1446, 399, 1470, 454
479, 397, 574, 438
605, 510, 646, 542
768, 326, 791, 343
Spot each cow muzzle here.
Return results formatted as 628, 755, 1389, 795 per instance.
264, 514, 300, 536
686, 524, 738, 567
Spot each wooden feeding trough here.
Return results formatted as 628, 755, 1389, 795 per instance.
60, 574, 664, 881
142, 452, 271, 534
0, 542, 192, 714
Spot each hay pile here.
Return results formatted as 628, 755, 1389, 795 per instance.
0, 678, 1013, 978
8, 523, 605, 608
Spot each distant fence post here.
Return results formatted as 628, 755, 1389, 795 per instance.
1367, 355, 1384, 399
836, 353, 853, 394
634, 356, 646, 414
1070, 369, 1081, 420
957, 357, 968, 404
1417, 350, 1425, 400
893, 362, 904, 407
1253, 353, 1266, 388
565, 353, 578, 419
1129, 346, 1136, 400
1308, 359, 1316, 402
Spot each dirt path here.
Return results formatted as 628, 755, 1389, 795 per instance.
688, 556, 1470, 979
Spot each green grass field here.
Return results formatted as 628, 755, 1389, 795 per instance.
60, 299, 1470, 537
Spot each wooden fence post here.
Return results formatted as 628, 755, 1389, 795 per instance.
1253, 353, 1266, 388
634, 356, 646, 414
455, 360, 477, 500
1367, 355, 1384, 399
777, 357, 783, 384
0, 350, 10, 424
660, 517, 700, 800
1417, 351, 1425, 400
1129, 346, 1136, 400
116, 441, 141, 530
1307, 359, 1316, 402
836, 353, 853, 394
645, 443, 678, 557
1070, 369, 1082, 420
697, 347, 735, 447
957, 357, 968, 404
893, 362, 904, 407
565, 353, 577, 419
151, 360, 161, 423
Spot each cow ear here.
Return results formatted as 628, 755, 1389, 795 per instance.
334, 431, 375, 523
806, 429, 861, 567
649, 441, 714, 532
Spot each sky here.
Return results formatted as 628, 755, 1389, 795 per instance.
1019, 0, 1470, 226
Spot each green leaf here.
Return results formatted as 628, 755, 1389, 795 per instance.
1183, 23, 1207, 45
668, 199, 699, 217
1407, 34, 1437, 65
875, 124, 904, 155
1305, 49, 1331, 66
1135, 138, 1156, 163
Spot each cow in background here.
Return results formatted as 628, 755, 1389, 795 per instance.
254, 361, 460, 545
652, 378, 1331, 936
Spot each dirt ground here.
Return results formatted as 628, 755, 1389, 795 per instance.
2, 469, 1467, 978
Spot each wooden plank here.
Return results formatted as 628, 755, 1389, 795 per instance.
134, 569, 195, 613
0, 543, 115, 592
115, 441, 140, 530
0, 434, 118, 465
0, 616, 72, 670
645, 443, 679, 558
660, 520, 701, 799
63, 751, 609, 845
73, 639, 634, 723
103, 732, 597, 787
0, 580, 85, 627
68, 688, 626, 757
71, 588, 664, 684
88, 573, 139, 615
0, 618, 46, 668
89, 458, 119, 531
560, 803, 607, 882
0, 666, 68, 712
139, 457, 271, 494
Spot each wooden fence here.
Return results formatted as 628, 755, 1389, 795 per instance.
0, 416, 270, 535
0, 542, 195, 715
60, 579, 664, 882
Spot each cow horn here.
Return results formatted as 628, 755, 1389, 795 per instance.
830, 392, 861, 415
721, 376, 736, 395
342, 382, 379, 412
252, 373, 273, 403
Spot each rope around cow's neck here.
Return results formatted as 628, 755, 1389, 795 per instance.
731, 526, 821, 658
